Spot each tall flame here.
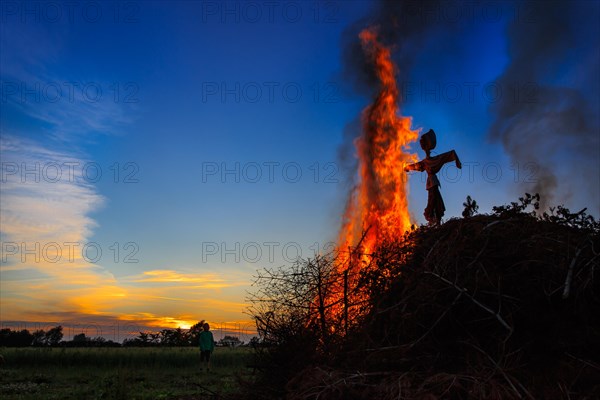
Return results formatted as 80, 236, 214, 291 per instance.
338, 28, 419, 260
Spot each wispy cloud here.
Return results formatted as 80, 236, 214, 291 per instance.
126, 269, 249, 289
0, 19, 141, 324
0, 135, 105, 263
0, 134, 120, 321
0, 15, 253, 331
1, 18, 137, 141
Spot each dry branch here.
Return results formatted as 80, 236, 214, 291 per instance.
562, 244, 585, 299
244, 203, 600, 400
424, 270, 513, 334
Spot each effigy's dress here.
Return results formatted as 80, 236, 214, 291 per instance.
406, 150, 459, 224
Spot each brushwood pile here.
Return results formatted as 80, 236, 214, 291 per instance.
245, 195, 599, 400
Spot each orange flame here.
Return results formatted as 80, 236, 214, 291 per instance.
338, 28, 419, 261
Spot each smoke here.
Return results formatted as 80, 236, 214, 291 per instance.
341, 0, 448, 97
338, 0, 452, 196
489, 0, 600, 211
337, 0, 599, 218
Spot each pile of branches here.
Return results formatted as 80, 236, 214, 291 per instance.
245, 255, 368, 399
245, 195, 600, 399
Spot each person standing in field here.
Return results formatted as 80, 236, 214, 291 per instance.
199, 323, 215, 372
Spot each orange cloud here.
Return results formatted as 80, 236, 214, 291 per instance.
128, 269, 248, 289
1, 137, 256, 334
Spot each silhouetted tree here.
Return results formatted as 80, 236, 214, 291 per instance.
73, 333, 88, 343
219, 335, 242, 347
0, 328, 34, 347
29, 326, 63, 346
45, 326, 63, 346
188, 320, 205, 346
122, 322, 207, 346
32, 329, 46, 346
159, 327, 188, 346
248, 336, 261, 348
462, 195, 479, 218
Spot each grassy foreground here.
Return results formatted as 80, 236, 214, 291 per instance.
0, 347, 253, 399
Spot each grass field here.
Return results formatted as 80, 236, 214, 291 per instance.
0, 347, 254, 399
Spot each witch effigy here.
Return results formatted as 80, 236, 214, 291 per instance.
404, 129, 462, 225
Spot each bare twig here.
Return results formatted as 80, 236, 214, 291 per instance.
565, 352, 600, 370
483, 220, 503, 230
562, 244, 585, 299
410, 292, 462, 349
466, 238, 489, 269
467, 343, 533, 399
424, 271, 513, 334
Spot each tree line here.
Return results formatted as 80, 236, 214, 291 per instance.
1, 321, 251, 347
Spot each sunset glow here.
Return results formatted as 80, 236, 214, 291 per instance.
1, 1, 598, 342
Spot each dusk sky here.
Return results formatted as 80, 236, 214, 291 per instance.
1, 1, 598, 339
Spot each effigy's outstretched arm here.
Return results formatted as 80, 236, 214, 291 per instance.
404, 161, 424, 172
434, 150, 462, 169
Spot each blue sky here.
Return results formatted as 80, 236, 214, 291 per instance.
1, 1, 598, 336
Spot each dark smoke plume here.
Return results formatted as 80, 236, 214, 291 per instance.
489, 0, 600, 211
338, 0, 599, 214
338, 0, 452, 189
341, 0, 449, 97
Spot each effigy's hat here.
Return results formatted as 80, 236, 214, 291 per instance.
419, 129, 437, 152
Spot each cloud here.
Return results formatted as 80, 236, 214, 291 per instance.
488, 0, 600, 211
1, 135, 105, 267
1, 270, 253, 333
0, 18, 142, 325
1, 136, 113, 316
125, 269, 249, 289
0, 14, 252, 331
0, 135, 125, 325
1, 17, 137, 141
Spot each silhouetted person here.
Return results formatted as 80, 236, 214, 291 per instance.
405, 129, 461, 225
199, 323, 215, 372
